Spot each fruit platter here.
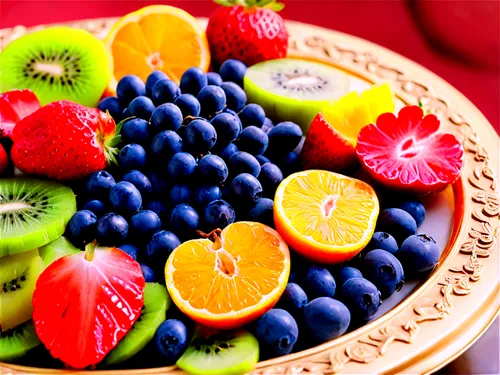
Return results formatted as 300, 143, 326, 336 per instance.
0, 2, 498, 374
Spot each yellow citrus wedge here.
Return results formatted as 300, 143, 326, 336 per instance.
274, 170, 380, 264
165, 222, 290, 330
105, 5, 210, 91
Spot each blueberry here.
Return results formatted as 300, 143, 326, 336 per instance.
231, 173, 263, 202
217, 143, 239, 162
150, 130, 183, 161
207, 72, 223, 86
152, 79, 181, 106
238, 126, 269, 155
229, 151, 260, 177
66, 210, 97, 248
276, 283, 308, 319
151, 103, 183, 132
116, 75, 146, 106
145, 71, 169, 97
254, 309, 298, 357
140, 263, 157, 282
122, 107, 131, 118
270, 151, 299, 177
83, 200, 106, 219
398, 199, 426, 227
96, 213, 129, 246
167, 152, 197, 181
399, 234, 440, 274
145, 230, 181, 266
197, 85, 226, 117
198, 155, 228, 184
118, 244, 140, 260
145, 200, 170, 221
303, 297, 351, 342
118, 143, 147, 170
211, 113, 242, 148
109, 181, 142, 216
256, 155, 271, 166
129, 210, 162, 245
258, 163, 283, 196
169, 184, 192, 206
377, 208, 417, 244
268, 122, 303, 152
169, 204, 200, 235
98, 96, 123, 121
153, 319, 188, 364
340, 278, 381, 320
86, 171, 116, 199
184, 119, 217, 153
362, 249, 405, 298
238, 104, 265, 128
149, 171, 169, 195
174, 94, 201, 118
293, 136, 305, 156
304, 266, 336, 299
193, 185, 222, 207
219, 59, 247, 87
220, 82, 246, 112
122, 170, 153, 197
337, 266, 363, 288
180, 67, 207, 96
263, 117, 274, 130
202, 199, 235, 231
366, 232, 399, 256
121, 118, 151, 145
128, 96, 155, 120
248, 198, 274, 227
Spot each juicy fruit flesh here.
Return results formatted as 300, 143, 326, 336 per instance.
0, 320, 41, 362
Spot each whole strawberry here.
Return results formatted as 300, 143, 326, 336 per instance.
11, 101, 119, 181
207, 0, 288, 67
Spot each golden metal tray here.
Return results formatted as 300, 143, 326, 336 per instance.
0, 17, 499, 375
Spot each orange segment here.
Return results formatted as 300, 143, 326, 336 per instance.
274, 170, 379, 264
105, 5, 210, 91
165, 222, 290, 330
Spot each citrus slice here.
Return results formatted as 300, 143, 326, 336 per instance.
105, 5, 210, 91
165, 222, 290, 330
274, 170, 379, 264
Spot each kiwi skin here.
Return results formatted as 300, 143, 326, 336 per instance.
0, 320, 41, 362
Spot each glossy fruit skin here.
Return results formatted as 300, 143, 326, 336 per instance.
377, 208, 417, 245
184, 119, 217, 152
128, 96, 155, 120
151, 103, 183, 132
340, 278, 381, 320
337, 266, 363, 288
169, 204, 200, 236
98, 96, 123, 122
180, 67, 208, 96
66, 210, 98, 248
270, 150, 299, 177
276, 283, 308, 319
169, 184, 192, 206
304, 266, 336, 299
398, 234, 440, 274
207, 72, 223, 86
239, 104, 266, 128
248, 198, 274, 228
220, 82, 247, 112
122, 170, 153, 197
303, 297, 351, 342
145, 71, 169, 98
268, 122, 303, 152
362, 249, 405, 298
122, 118, 151, 146
129, 210, 162, 245
118, 244, 140, 260
202, 199, 236, 231
0, 89, 41, 139
366, 232, 399, 256
150, 130, 183, 161
218, 142, 239, 162
193, 185, 222, 207
238, 126, 269, 155
399, 199, 426, 227
231, 173, 263, 202
197, 85, 226, 116
211, 112, 242, 148
229, 151, 261, 177
145, 230, 181, 267
83, 200, 106, 219
256, 154, 271, 166
258, 163, 283, 196
198, 155, 228, 184
219, 59, 248, 87
168, 152, 198, 181
96, 213, 129, 246
152, 79, 181, 106
119, 143, 147, 170
174, 94, 201, 118
117, 75, 146, 106
206, 6, 288, 67
153, 319, 189, 365
140, 263, 157, 282
109, 181, 142, 217
254, 309, 298, 357
86, 171, 116, 199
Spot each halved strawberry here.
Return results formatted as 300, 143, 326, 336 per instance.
0, 144, 8, 176
356, 105, 464, 195
32, 243, 145, 369
0, 89, 41, 138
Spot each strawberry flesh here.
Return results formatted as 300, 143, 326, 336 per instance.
32, 245, 145, 369
0, 89, 41, 138
356, 106, 464, 195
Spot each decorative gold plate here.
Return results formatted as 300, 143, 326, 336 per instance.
1, 17, 499, 375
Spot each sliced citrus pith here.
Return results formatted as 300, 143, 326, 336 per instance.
274, 170, 379, 264
105, 5, 210, 90
165, 222, 290, 330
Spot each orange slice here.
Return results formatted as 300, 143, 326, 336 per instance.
274, 170, 379, 264
165, 222, 290, 330
105, 5, 210, 91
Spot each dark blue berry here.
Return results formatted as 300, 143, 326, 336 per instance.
256, 155, 271, 166
211, 113, 241, 148
362, 249, 405, 298
238, 104, 265, 128
149, 171, 169, 195
248, 198, 274, 227
109, 181, 142, 216
303, 297, 351, 342
184, 119, 217, 152
151, 103, 183, 132
276, 283, 308, 319
193, 185, 222, 207
220, 82, 246, 112
118, 143, 147, 170
129, 210, 162, 245
140, 263, 157, 282
145, 200, 170, 221
377, 208, 417, 244
207, 72, 223, 86
219, 59, 247, 87
145, 71, 169, 97
128, 96, 155, 120
150, 130, 183, 161
202, 199, 235, 231
198, 155, 228, 184
169, 204, 199, 236
366, 232, 399, 255
254, 309, 298, 357
98, 97, 123, 121
398, 199, 426, 227
145, 230, 181, 266
270, 151, 299, 177
83, 200, 106, 219
340, 278, 381, 320
121, 118, 151, 145
197, 85, 226, 116
116, 75, 146, 106
229, 151, 260, 177
258, 163, 283, 197
180, 67, 207, 96
399, 234, 440, 274
66, 210, 97, 248
217, 143, 239, 162
231, 173, 263, 202
337, 266, 363, 289
174, 94, 201, 118
86, 171, 116, 199
169, 184, 192, 206
96, 213, 129, 246
168, 152, 197, 181
118, 244, 140, 260
152, 79, 181, 106
304, 266, 336, 299
268, 122, 303, 152
238, 126, 268, 155
122, 170, 153, 196
153, 319, 188, 364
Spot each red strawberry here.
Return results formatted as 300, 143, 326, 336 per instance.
356, 106, 464, 195
0, 143, 8, 176
11, 101, 118, 181
206, 0, 288, 67
32, 243, 145, 369
0, 89, 41, 138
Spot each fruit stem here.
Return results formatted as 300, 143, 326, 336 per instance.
196, 229, 223, 250
84, 241, 98, 261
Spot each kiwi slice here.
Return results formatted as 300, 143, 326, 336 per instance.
102, 283, 171, 366
0, 27, 112, 107
38, 236, 81, 267
0, 249, 44, 332
244, 58, 350, 131
177, 329, 259, 375
0, 178, 76, 257
0, 320, 41, 362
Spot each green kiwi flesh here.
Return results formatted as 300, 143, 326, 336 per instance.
176, 328, 259, 375
0, 178, 76, 257
39, 236, 80, 267
102, 283, 171, 366
0, 320, 41, 362
244, 58, 350, 132
0, 27, 112, 107
0, 249, 44, 332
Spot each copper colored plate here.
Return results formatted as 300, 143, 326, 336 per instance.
1, 17, 499, 375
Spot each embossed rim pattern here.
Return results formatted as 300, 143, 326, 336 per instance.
0, 17, 498, 375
